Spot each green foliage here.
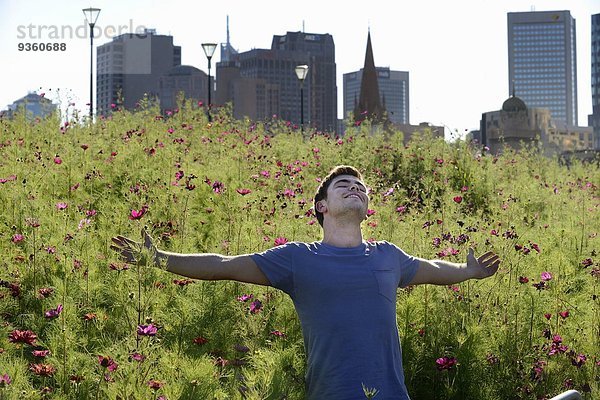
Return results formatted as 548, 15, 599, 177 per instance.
0, 103, 598, 399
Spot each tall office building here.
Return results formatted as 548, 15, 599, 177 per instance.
507, 10, 578, 127
96, 29, 181, 115
216, 31, 337, 132
344, 68, 409, 124
591, 13, 600, 149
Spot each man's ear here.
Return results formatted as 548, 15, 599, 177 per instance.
315, 201, 326, 213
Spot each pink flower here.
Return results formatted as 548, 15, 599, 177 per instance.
12, 234, 24, 243
8, 329, 37, 346
38, 287, 54, 298
0, 373, 11, 387
236, 294, 253, 302
137, 324, 158, 337
53, 156, 62, 164
571, 353, 587, 368
129, 206, 148, 220
274, 237, 288, 246
249, 300, 262, 314
540, 272, 553, 282
44, 304, 63, 319
544, 313, 552, 320
32, 349, 50, 358
396, 206, 407, 213
270, 330, 286, 337
453, 196, 463, 204
581, 258, 593, 267
29, 363, 56, 376
558, 310, 569, 319
435, 356, 457, 370
148, 379, 164, 390
56, 202, 68, 210
518, 276, 529, 284
436, 247, 459, 258
98, 355, 118, 372
130, 352, 146, 362
212, 181, 225, 193
236, 188, 251, 195
366, 209, 376, 216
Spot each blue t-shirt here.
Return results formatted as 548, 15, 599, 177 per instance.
251, 241, 419, 400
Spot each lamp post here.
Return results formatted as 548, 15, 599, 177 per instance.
295, 65, 309, 133
202, 43, 217, 122
82, 7, 101, 121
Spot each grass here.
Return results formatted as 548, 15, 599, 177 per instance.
0, 101, 598, 399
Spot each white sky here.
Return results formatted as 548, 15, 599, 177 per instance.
0, 0, 598, 137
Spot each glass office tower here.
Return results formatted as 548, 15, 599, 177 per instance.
508, 11, 577, 127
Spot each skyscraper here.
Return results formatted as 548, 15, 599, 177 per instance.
216, 31, 337, 132
96, 29, 181, 115
344, 68, 409, 124
507, 10, 578, 127
591, 13, 600, 149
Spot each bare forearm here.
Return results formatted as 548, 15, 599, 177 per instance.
416, 259, 475, 285
429, 259, 475, 284
155, 250, 231, 280
154, 249, 269, 285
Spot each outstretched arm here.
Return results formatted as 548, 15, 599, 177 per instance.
407, 248, 500, 286
110, 229, 270, 286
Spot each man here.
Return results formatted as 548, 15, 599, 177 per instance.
111, 165, 500, 399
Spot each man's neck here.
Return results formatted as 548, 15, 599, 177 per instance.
321, 221, 363, 248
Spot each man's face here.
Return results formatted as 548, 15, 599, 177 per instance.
317, 174, 369, 223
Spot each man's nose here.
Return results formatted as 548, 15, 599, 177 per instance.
349, 184, 358, 191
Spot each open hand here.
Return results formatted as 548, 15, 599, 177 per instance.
466, 248, 500, 279
110, 228, 156, 265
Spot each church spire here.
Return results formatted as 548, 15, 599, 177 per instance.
354, 30, 387, 125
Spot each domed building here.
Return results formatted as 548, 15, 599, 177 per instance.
479, 91, 552, 154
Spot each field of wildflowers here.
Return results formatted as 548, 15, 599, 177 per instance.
0, 101, 598, 399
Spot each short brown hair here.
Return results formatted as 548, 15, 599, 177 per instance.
314, 165, 364, 227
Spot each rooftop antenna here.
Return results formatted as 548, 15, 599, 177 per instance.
512, 79, 516, 97
302, 20, 305, 33
227, 15, 230, 47
530, 5, 535, 11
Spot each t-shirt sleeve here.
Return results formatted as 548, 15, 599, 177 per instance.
250, 243, 295, 296
391, 243, 419, 288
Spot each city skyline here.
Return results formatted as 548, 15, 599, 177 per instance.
0, 0, 597, 138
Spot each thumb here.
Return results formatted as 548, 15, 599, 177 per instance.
467, 247, 475, 263
142, 226, 154, 249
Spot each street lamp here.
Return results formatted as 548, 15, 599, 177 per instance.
201, 43, 217, 122
82, 7, 101, 121
295, 64, 309, 132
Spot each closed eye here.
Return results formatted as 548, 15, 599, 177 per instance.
334, 179, 367, 192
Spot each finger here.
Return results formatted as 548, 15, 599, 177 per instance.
142, 228, 153, 249
112, 236, 138, 247
486, 261, 500, 276
477, 251, 496, 263
484, 255, 501, 266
